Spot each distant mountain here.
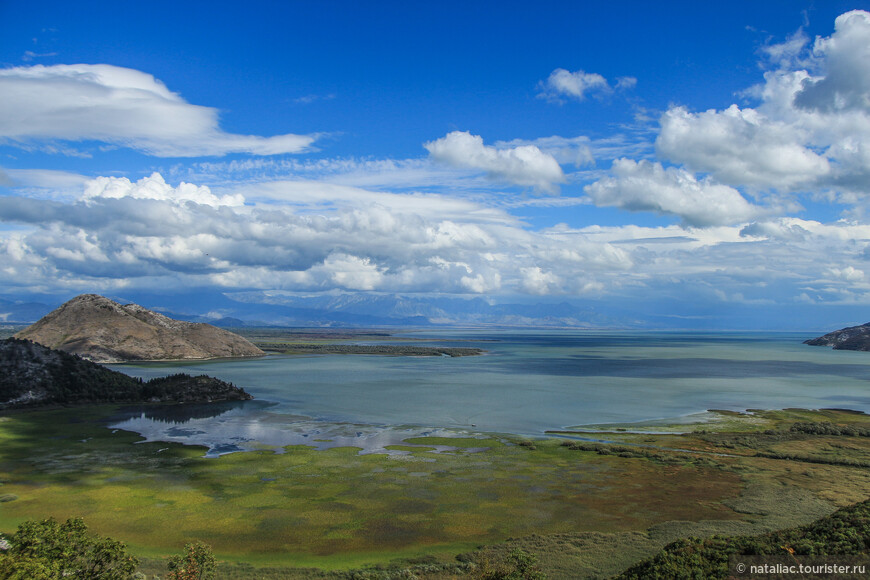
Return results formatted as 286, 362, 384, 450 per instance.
0, 297, 53, 324
0, 337, 253, 409
14, 294, 265, 363
805, 323, 870, 351
219, 292, 617, 327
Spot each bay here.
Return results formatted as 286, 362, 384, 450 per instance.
107, 330, 870, 455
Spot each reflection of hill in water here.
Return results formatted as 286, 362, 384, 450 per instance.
113, 399, 273, 424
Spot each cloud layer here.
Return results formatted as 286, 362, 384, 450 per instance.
5, 11, 870, 316
0, 64, 317, 157
0, 173, 632, 296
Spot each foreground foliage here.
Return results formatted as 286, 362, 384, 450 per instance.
617, 498, 870, 579
166, 541, 216, 580
0, 517, 138, 579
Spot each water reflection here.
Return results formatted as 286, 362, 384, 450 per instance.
112, 399, 267, 423
109, 400, 486, 458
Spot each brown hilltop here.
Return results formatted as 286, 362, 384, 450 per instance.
14, 294, 264, 363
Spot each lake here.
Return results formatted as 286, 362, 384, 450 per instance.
107, 330, 870, 455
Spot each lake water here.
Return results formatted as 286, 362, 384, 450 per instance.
107, 330, 870, 455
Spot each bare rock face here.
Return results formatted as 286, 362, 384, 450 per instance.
14, 294, 265, 363
804, 323, 870, 351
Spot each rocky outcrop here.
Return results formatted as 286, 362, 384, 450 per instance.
14, 294, 264, 363
0, 337, 253, 409
804, 323, 870, 351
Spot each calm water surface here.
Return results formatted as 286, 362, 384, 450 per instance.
107, 330, 870, 454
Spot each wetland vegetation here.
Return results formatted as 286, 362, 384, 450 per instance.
238, 328, 485, 357
2, 406, 870, 578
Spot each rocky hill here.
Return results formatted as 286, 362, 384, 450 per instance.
0, 337, 253, 409
14, 294, 264, 363
804, 323, 870, 351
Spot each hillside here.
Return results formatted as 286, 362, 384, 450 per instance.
804, 323, 870, 351
617, 498, 870, 579
14, 294, 265, 363
0, 337, 253, 409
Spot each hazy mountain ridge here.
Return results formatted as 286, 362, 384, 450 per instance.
14, 294, 264, 363
0, 297, 53, 324
217, 292, 614, 327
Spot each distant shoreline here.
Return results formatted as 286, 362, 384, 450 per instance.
259, 343, 485, 357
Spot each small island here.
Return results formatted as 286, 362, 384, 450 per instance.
264, 343, 484, 357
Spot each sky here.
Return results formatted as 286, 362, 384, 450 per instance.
3, 0, 870, 329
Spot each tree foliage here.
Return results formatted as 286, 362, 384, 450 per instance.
0, 517, 138, 580
166, 541, 215, 580
469, 548, 547, 580
617, 499, 870, 579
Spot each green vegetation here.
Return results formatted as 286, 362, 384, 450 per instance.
2, 407, 870, 578
466, 548, 546, 579
0, 338, 251, 409
235, 327, 484, 357
0, 517, 139, 579
166, 542, 216, 580
617, 499, 870, 579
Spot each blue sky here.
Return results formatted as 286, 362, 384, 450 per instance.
2, 1, 870, 328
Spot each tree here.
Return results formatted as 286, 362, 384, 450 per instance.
166, 541, 215, 580
470, 548, 547, 580
0, 517, 138, 580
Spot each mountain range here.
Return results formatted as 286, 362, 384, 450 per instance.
3, 290, 865, 331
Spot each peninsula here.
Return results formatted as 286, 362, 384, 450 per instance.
804, 322, 870, 351
0, 337, 253, 409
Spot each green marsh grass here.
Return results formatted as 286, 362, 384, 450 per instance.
2, 407, 870, 577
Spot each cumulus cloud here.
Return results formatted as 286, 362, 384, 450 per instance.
652, 10, 870, 199
794, 10, 870, 113
424, 131, 565, 192
0, 172, 635, 296
5, 171, 870, 309
585, 159, 768, 227
538, 68, 636, 102
82, 173, 245, 208
657, 105, 830, 190
0, 64, 317, 157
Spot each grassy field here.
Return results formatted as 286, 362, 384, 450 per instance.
1, 407, 870, 578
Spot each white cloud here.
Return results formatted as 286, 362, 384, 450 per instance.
585, 159, 768, 227
656, 105, 830, 190
5, 171, 870, 308
424, 131, 565, 192
3, 168, 89, 190
537, 68, 636, 102
495, 135, 595, 167
652, 10, 870, 199
760, 30, 810, 70
320, 254, 384, 291
82, 173, 245, 208
794, 10, 870, 113
520, 266, 562, 295
0, 172, 635, 296
0, 64, 317, 157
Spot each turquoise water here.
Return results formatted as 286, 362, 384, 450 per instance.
108, 330, 870, 454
